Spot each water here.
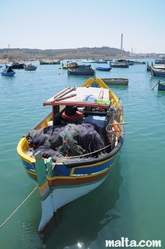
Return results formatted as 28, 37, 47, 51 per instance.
0, 60, 165, 249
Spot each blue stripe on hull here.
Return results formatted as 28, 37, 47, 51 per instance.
74, 156, 116, 174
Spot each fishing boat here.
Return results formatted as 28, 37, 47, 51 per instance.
110, 59, 129, 68
101, 78, 128, 86
40, 59, 61, 65
150, 63, 165, 77
17, 77, 125, 232
24, 64, 37, 71
1, 65, 15, 76
155, 58, 165, 64
62, 62, 79, 69
68, 65, 95, 75
95, 59, 107, 64
96, 67, 112, 71
9, 62, 25, 69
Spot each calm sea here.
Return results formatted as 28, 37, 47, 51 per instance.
0, 59, 165, 249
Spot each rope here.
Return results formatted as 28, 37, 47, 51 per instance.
0, 186, 37, 229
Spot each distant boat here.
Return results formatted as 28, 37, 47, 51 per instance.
150, 63, 165, 77
129, 60, 146, 65
8, 62, 25, 69
155, 58, 165, 64
24, 64, 37, 71
68, 65, 95, 75
40, 59, 60, 65
101, 78, 128, 86
96, 67, 112, 71
110, 59, 129, 68
81, 59, 95, 63
1, 65, 15, 76
95, 59, 107, 64
62, 62, 79, 69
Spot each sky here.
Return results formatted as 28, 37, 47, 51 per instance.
1, 0, 165, 54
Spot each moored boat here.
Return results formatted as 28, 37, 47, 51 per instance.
40, 59, 61, 65
101, 78, 128, 86
110, 59, 129, 68
151, 80, 165, 91
68, 64, 95, 75
8, 62, 25, 69
24, 64, 37, 71
62, 62, 79, 69
155, 58, 165, 64
17, 77, 125, 232
96, 67, 112, 71
1, 65, 15, 76
95, 59, 107, 64
150, 63, 165, 77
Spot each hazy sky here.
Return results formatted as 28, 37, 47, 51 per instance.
1, 0, 165, 53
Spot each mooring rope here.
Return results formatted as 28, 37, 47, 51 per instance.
0, 186, 38, 229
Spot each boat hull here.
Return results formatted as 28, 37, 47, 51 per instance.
38, 165, 113, 231
151, 64, 165, 77
158, 81, 165, 91
1, 72, 15, 76
24, 67, 37, 71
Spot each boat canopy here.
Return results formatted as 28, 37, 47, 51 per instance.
43, 86, 110, 108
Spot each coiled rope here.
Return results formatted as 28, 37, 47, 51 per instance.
0, 186, 37, 229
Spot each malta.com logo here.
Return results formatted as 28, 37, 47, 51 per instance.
105, 237, 161, 247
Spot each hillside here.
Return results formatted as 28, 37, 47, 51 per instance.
0, 47, 163, 62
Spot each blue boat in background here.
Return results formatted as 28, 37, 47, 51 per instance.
1, 65, 15, 76
96, 66, 112, 71
8, 62, 25, 69
68, 64, 95, 75
24, 64, 37, 71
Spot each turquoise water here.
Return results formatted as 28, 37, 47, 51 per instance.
0, 60, 165, 249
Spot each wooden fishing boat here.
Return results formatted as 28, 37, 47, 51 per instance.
9, 62, 25, 69
1, 65, 15, 76
62, 62, 79, 69
24, 64, 37, 71
101, 78, 128, 86
155, 58, 165, 64
40, 59, 61, 65
96, 67, 112, 71
68, 65, 95, 75
150, 63, 165, 77
17, 77, 125, 232
95, 59, 107, 64
110, 59, 129, 68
